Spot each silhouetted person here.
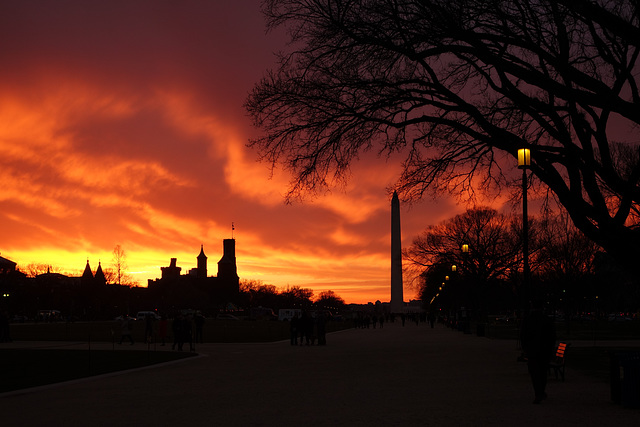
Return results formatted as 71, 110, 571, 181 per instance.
290, 313, 300, 345
379, 315, 384, 329
158, 315, 168, 346
182, 315, 194, 351
172, 314, 183, 350
119, 316, 134, 345
145, 314, 154, 344
300, 312, 313, 345
372, 315, 377, 329
521, 300, 556, 404
428, 312, 436, 328
317, 312, 327, 345
194, 313, 205, 344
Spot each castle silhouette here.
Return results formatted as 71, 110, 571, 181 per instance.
0, 239, 240, 319
147, 239, 240, 310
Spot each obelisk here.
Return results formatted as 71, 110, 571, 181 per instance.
390, 191, 404, 313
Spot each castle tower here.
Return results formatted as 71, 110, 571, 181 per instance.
217, 239, 238, 280
197, 245, 208, 278
82, 259, 93, 279
390, 191, 404, 313
161, 258, 182, 279
94, 261, 106, 285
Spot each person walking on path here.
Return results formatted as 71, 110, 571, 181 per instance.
158, 315, 168, 346
182, 314, 194, 352
521, 299, 556, 404
290, 313, 299, 345
316, 312, 327, 345
144, 314, 155, 344
428, 311, 436, 328
119, 315, 134, 345
172, 314, 183, 350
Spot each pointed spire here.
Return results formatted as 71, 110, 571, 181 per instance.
82, 259, 93, 279
95, 261, 106, 285
198, 244, 206, 258
197, 244, 207, 278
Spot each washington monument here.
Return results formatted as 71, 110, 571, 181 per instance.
390, 191, 404, 313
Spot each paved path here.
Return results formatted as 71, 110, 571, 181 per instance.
1, 323, 638, 426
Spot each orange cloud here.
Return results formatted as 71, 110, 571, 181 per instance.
0, 1, 448, 306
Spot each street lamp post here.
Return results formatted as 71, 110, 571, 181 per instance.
518, 148, 531, 308
459, 244, 471, 332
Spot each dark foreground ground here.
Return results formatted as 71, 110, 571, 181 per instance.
1, 322, 639, 426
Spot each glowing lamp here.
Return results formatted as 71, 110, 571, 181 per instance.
451, 265, 457, 272
461, 244, 469, 253
518, 148, 531, 169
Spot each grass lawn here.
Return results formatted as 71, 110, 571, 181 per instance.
1, 320, 353, 393
1, 348, 197, 393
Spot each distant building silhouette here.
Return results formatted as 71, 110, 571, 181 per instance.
161, 258, 182, 279
0, 255, 17, 275
148, 239, 240, 310
1, 239, 241, 318
94, 262, 106, 284
197, 245, 207, 278
80, 259, 107, 288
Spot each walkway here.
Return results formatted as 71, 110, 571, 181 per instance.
1, 322, 638, 426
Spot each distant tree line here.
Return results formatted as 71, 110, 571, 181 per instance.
238, 281, 346, 313
1, 267, 347, 321
405, 207, 640, 318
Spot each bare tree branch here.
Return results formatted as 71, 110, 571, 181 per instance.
247, 0, 640, 273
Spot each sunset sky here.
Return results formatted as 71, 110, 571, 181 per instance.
0, 0, 480, 304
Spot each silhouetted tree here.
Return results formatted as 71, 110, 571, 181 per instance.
536, 211, 600, 312
406, 208, 523, 314
405, 208, 522, 283
315, 290, 345, 312
280, 285, 314, 308
111, 245, 137, 286
537, 211, 599, 283
240, 279, 281, 308
101, 268, 117, 285
21, 263, 61, 278
247, 0, 640, 275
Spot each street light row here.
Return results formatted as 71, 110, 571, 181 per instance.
431, 148, 531, 308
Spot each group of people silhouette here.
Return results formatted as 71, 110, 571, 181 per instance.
353, 314, 385, 329
117, 312, 205, 351
289, 311, 327, 346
